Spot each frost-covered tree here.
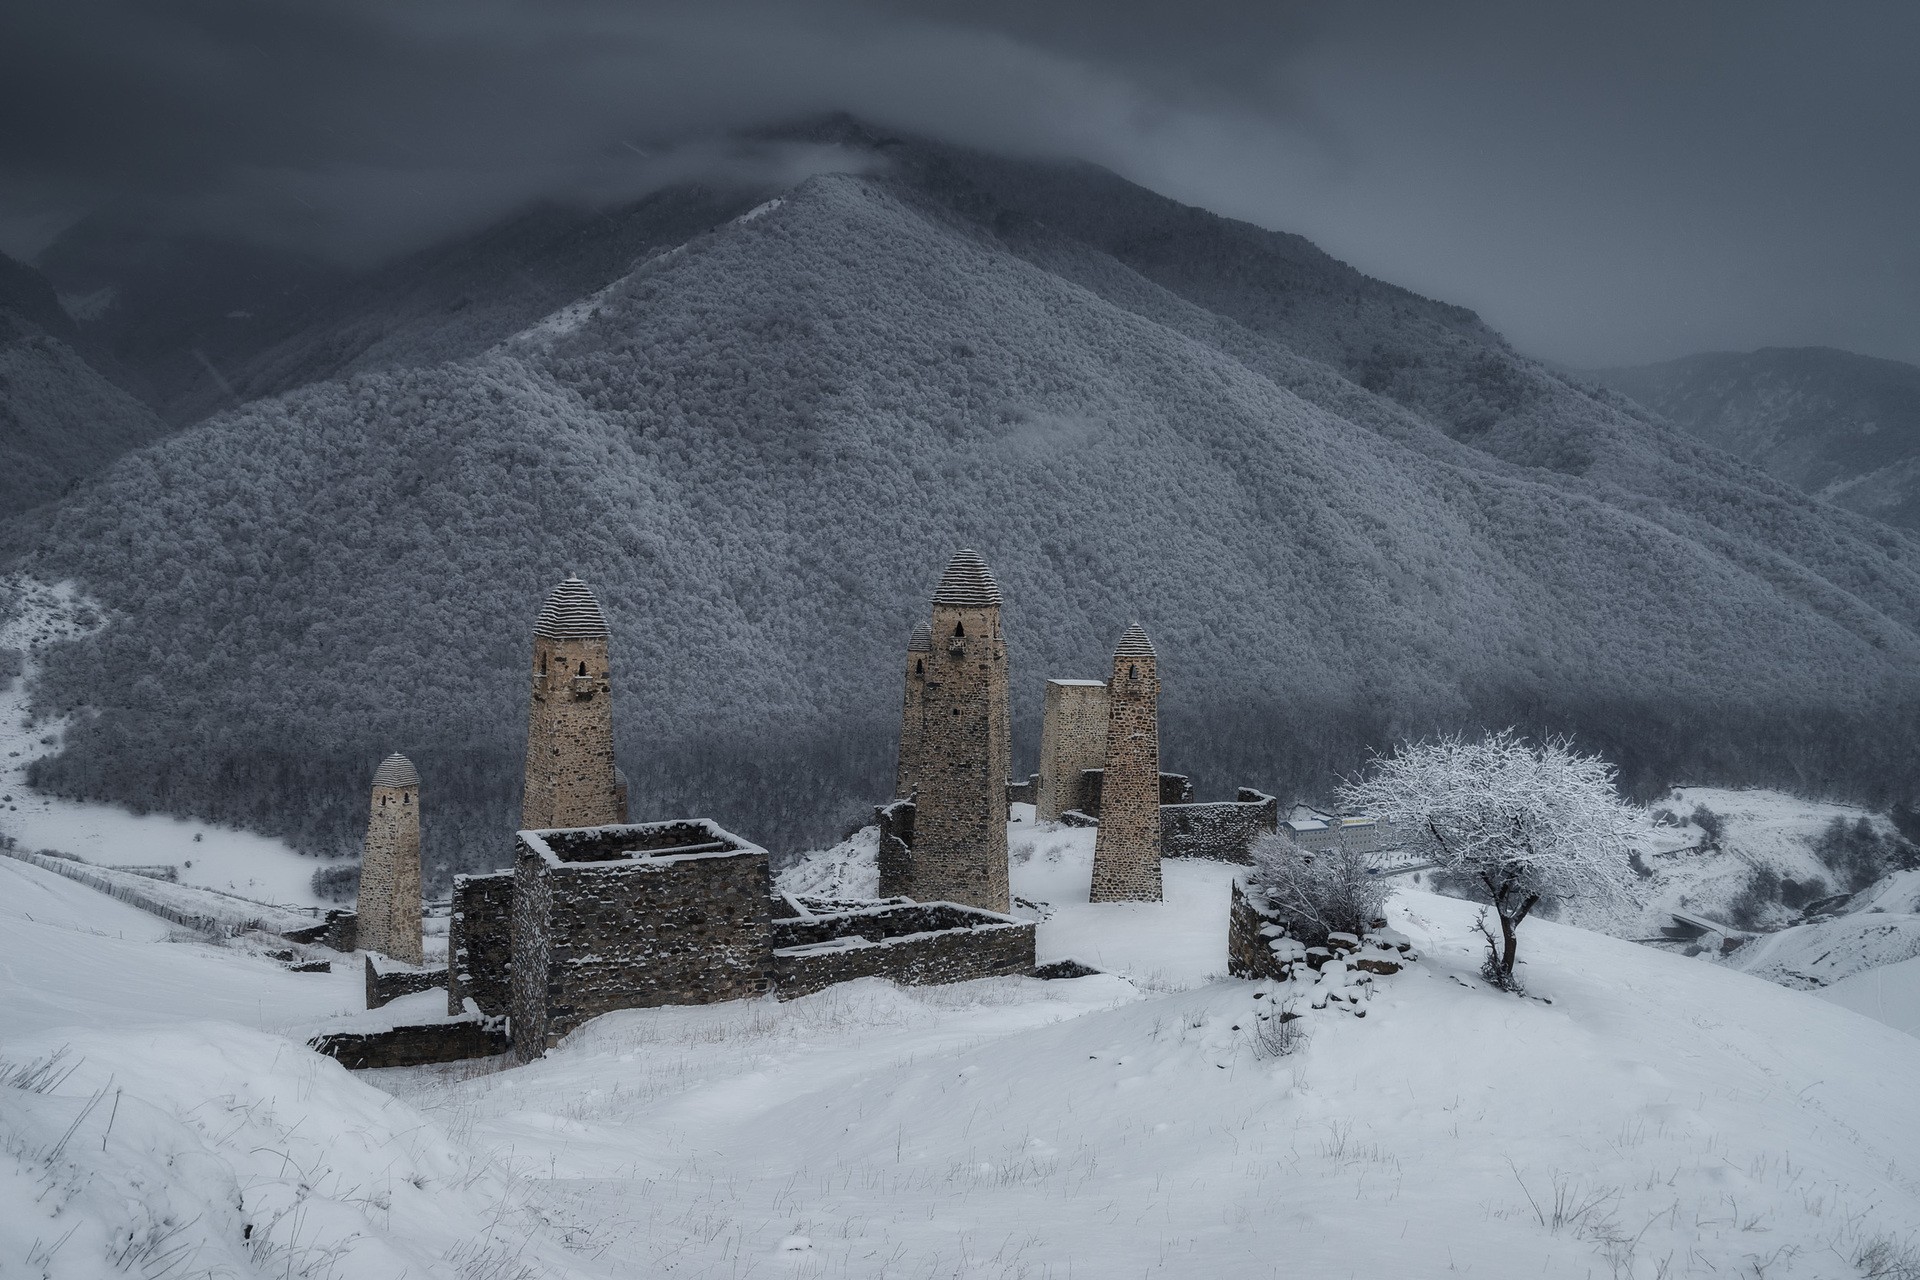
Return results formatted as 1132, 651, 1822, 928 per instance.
1337, 730, 1637, 989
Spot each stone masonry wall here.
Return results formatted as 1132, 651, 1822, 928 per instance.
772, 903, 1035, 998
1036, 680, 1109, 821
521, 634, 621, 830
309, 1018, 509, 1070
449, 870, 515, 1017
912, 601, 1010, 911
1227, 881, 1292, 982
357, 781, 423, 964
509, 825, 773, 1060
1161, 789, 1280, 863
895, 641, 929, 798
365, 954, 447, 1009
1090, 638, 1162, 903
875, 799, 916, 898
1074, 769, 1192, 819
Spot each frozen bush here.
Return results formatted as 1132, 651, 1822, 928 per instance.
1248, 834, 1389, 947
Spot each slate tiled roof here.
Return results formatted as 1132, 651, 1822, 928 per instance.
1115, 622, 1157, 659
534, 577, 610, 639
931, 549, 1002, 607
372, 753, 420, 788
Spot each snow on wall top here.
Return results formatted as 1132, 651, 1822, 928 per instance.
931, 550, 1002, 608
1114, 622, 1156, 659
533, 576, 610, 640
371, 753, 420, 789
907, 621, 932, 652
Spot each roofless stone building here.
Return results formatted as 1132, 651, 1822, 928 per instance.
904, 550, 1011, 912
357, 753, 424, 963
1036, 679, 1110, 821
1090, 624, 1163, 903
521, 578, 625, 830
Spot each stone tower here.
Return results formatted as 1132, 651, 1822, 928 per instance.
911, 550, 1011, 911
1089, 623, 1162, 903
1036, 679, 1110, 821
358, 753, 424, 963
895, 621, 932, 798
521, 577, 622, 831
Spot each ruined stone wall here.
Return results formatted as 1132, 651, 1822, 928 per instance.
364, 954, 446, 1009
1005, 774, 1039, 807
1090, 636, 1162, 903
309, 1018, 508, 1070
1161, 789, 1280, 863
1036, 680, 1108, 821
508, 825, 773, 1060
1227, 881, 1292, 981
772, 903, 1035, 998
448, 870, 514, 1017
912, 601, 1010, 911
875, 799, 916, 898
357, 781, 423, 963
520, 634, 621, 830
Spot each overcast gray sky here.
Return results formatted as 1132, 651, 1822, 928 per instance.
3, 0, 1915, 368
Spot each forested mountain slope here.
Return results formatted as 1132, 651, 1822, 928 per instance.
12, 163, 1920, 882
1597, 347, 1920, 531
0, 253, 168, 517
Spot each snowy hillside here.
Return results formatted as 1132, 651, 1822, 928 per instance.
12, 136, 1920, 872
1597, 346, 1920, 531
7, 835, 1920, 1278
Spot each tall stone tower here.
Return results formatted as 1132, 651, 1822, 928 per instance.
520, 577, 622, 831
358, 753, 424, 963
1036, 679, 1110, 821
911, 550, 1011, 911
894, 621, 932, 798
1090, 623, 1162, 903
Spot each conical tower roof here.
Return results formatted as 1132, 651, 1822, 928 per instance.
371, 753, 420, 788
533, 577, 610, 639
907, 620, 932, 652
1115, 622, 1157, 659
931, 549, 1002, 608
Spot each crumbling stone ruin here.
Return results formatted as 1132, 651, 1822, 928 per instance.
1162, 789, 1280, 862
901, 550, 1011, 912
508, 821, 775, 1060
772, 900, 1033, 996
1036, 679, 1109, 821
1090, 624, 1164, 903
1227, 880, 1413, 1016
521, 577, 625, 830
355, 753, 424, 964
448, 869, 513, 1017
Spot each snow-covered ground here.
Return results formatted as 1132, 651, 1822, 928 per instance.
10, 803, 1920, 1277
0, 855, 359, 1037
1821, 956, 1920, 1039
0, 578, 350, 909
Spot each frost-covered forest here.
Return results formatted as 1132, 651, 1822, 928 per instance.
8, 132, 1920, 885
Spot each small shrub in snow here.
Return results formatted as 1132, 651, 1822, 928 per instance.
1248, 835, 1388, 947
1248, 1009, 1307, 1060
1690, 804, 1725, 846
1338, 730, 1637, 990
